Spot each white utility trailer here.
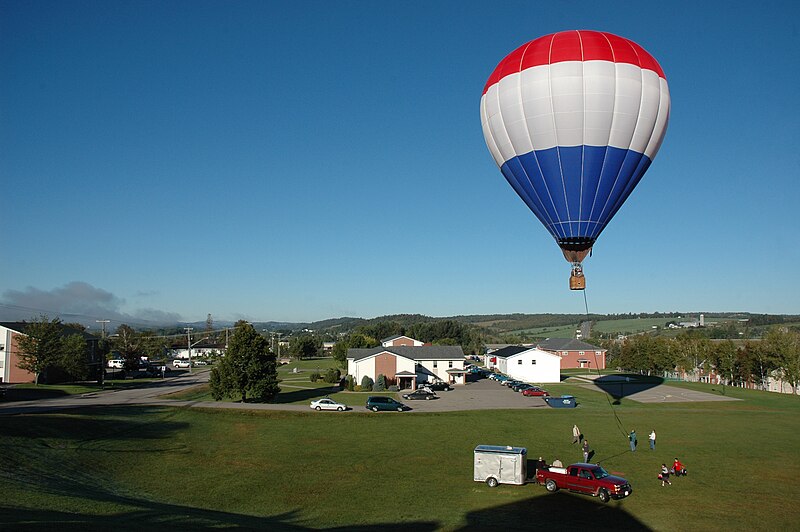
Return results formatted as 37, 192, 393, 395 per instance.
473, 445, 527, 487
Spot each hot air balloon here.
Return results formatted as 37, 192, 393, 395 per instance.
480, 30, 670, 290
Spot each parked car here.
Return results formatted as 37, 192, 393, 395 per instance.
522, 387, 550, 397
420, 381, 452, 392
107, 359, 124, 369
402, 389, 437, 401
194, 360, 208, 366
504, 380, 522, 388
309, 398, 347, 411
144, 364, 169, 377
173, 359, 191, 368
365, 396, 406, 412
513, 383, 534, 392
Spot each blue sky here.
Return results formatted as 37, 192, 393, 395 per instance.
1, 0, 798, 327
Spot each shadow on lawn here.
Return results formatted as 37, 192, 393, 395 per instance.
458, 491, 651, 531
2, 386, 73, 401
592, 374, 665, 405
0, 505, 439, 531
273, 385, 340, 404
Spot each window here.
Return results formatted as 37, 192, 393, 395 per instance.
448, 361, 453, 368
531, 359, 537, 364
518, 360, 523, 365
433, 361, 437, 368
562, 351, 568, 356
579, 351, 585, 356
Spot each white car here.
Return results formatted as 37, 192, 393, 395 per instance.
309, 398, 347, 411
107, 359, 124, 369
194, 360, 208, 366
173, 360, 191, 368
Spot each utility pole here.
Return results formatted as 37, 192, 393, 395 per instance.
96, 320, 110, 388
184, 327, 194, 374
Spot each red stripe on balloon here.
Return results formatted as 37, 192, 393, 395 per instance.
483, 30, 666, 95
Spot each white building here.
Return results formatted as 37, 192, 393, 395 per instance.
347, 345, 466, 390
489, 346, 561, 383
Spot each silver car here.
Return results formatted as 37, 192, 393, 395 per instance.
309, 398, 347, 411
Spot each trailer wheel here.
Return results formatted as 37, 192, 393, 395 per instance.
598, 488, 610, 503
486, 477, 499, 488
545, 479, 558, 492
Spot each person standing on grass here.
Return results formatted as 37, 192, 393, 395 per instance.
629, 429, 637, 452
649, 429, 656, 450
660, 464, 671, 486
573, 424, 581, 444
582, 440, 590, 462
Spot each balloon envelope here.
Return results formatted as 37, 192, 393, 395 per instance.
481, 30, 670, 263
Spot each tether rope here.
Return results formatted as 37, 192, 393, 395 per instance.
583, 288, 628, 438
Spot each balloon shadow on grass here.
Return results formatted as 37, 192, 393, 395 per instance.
458, 490, 650, 531
592, 374, 665, 405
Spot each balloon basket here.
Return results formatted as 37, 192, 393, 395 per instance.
569, 269, 585, 291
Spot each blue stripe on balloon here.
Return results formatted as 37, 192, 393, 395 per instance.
501, 146, 653, 242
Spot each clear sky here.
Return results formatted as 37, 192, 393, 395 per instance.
1, 0, 798, 327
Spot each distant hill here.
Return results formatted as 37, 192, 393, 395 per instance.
58, 312, 798, 341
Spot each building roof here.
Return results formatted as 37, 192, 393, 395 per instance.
489, 345, 530, 358
535, 338, 606, 352
380, 335, 420, 343
348, 345, 464, 362
489, 345, 561, 360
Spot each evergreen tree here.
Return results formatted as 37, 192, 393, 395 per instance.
210, 321, 280, 402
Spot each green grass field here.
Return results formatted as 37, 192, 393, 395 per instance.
1, 378, 799, 531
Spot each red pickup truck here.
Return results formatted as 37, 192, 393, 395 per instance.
536, 463, 632, 503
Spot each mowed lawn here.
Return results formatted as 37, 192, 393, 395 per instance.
1, 382, 799, 530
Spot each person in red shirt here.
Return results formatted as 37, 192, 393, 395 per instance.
673, 458, 686, 476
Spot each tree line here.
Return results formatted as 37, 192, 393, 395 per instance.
597, 328, 800, 392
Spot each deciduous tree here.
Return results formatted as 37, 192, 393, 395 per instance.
16, 316, 88, 384
16, 316, 64, 385
113, 324, 142, 370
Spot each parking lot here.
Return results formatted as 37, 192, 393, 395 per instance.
399, 377, 549, 412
